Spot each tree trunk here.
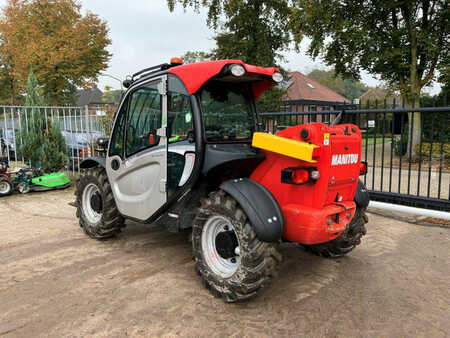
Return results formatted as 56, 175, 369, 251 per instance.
406, 91, 421, 161
406, 27, 421, 161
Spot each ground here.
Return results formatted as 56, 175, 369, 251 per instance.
0, 189, 449, 337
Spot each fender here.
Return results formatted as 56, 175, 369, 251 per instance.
220, 178, 284, 242
354, 179, 370, 209
79, 157, 106, 169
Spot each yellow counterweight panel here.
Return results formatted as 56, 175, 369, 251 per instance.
252, 132, 319, 163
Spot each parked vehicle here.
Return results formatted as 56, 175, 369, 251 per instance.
0, 160, 13, 196
62, 130, 101, 168
73, 58, 369, 302
0, 129, 16, 160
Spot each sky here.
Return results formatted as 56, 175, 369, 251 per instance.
0, 0, 441, 95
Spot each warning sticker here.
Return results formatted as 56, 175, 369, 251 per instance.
324, 133, 330, 146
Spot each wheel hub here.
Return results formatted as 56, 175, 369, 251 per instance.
90, 192, 102, 213
82, 183, 103, 224
201, 215, 241, 278
215, 231, 239, 259
0, 180, 10, 194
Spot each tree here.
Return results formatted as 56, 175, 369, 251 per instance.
307, 69, 369, 101
102, 85, 123, 104
0, 0, 111, 105
16, 69, 67, 172
169, 0, 291, 67
181, 51, 212, 64
289, 0, 449, 156
168, 1, 291, 112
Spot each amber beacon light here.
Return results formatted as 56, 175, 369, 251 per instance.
170, 57, 183, 65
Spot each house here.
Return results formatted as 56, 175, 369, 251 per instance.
76, 86, 117, 115
283, 72, 351, 111
358, 87, 402, 107
276, 72, 351, 125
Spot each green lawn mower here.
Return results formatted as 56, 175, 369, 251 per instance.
14, 167, 71, 194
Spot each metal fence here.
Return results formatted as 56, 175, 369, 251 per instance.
260, 98, 450, 212
1, 106, 108, 174
2, 100, 449, 211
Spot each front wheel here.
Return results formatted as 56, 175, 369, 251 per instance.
304, 208, 368, 258
192, 190, 281, 302
0, 179, 12, 196
75, 167, 124, 239
16, 181, 30, 194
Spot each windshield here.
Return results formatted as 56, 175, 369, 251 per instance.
198, 81, 255, 142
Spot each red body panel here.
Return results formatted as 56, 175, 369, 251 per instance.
251, 123, 362, 244
168, 60, 279, 98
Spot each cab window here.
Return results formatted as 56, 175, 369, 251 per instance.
168, 92, 192, 143
109, 96, 129, 157
126, 84, 162, 157
168, 76, 192, 143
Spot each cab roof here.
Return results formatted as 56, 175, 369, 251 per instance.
168, 60, 280, 98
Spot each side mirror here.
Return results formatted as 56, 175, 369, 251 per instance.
96, 137, 109, 153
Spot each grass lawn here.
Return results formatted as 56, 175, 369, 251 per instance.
362, 136, 391, 146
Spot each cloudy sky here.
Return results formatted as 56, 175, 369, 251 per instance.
0, 0, 441, 94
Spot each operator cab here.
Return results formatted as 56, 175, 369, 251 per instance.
105, 59, 281, 223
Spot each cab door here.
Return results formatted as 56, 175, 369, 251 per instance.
106, 76, 168, 221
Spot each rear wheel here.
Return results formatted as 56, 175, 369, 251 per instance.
0, 179, 12, 196
75, 167, 124, 239
192, 190, 281, 302
304, 208, 368, 258
17, 181, 30, 194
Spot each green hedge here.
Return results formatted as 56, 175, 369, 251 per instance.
414, 142, 450, 159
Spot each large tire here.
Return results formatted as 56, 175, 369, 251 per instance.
192, 190, 281, 302
0, 179, 12, 196
75, 167, 124, 240
304, 208, 368, 258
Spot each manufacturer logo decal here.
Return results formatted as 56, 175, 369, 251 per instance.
331, 153, 359, 166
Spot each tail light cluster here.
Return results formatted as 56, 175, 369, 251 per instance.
281, 167, 320, 185
359, 161, 368, 175
79, 146, 92, 158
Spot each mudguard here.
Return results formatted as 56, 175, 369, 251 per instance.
354, 179, 370, 209
220, 178, 284, 242
80, 157, 106, 169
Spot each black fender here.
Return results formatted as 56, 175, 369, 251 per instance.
220, 178, 284, 243
80, 157, 106, 169
354, 179, 370, 209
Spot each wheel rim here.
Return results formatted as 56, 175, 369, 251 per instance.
82, 183, 102, 224
201, 215, 240, 278
0, 180, 10, 194
17, 182, 29, 193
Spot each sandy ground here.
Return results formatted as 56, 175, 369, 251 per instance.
0, 188, 449, 337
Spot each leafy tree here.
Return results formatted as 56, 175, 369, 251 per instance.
181, 51, 212, 64
0, 0, 111, 105
102, 85, 123, 104
289, 0, 449, 156
16, 69, 67, 172
168, 1, 291, 112
307, 69, 369, 101
169, 0, 291, 67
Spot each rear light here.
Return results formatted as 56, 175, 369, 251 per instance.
80, 146, 92, 158
359, 161, 368, 175
281, 167, 319, 185
292, 169, 309, 184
